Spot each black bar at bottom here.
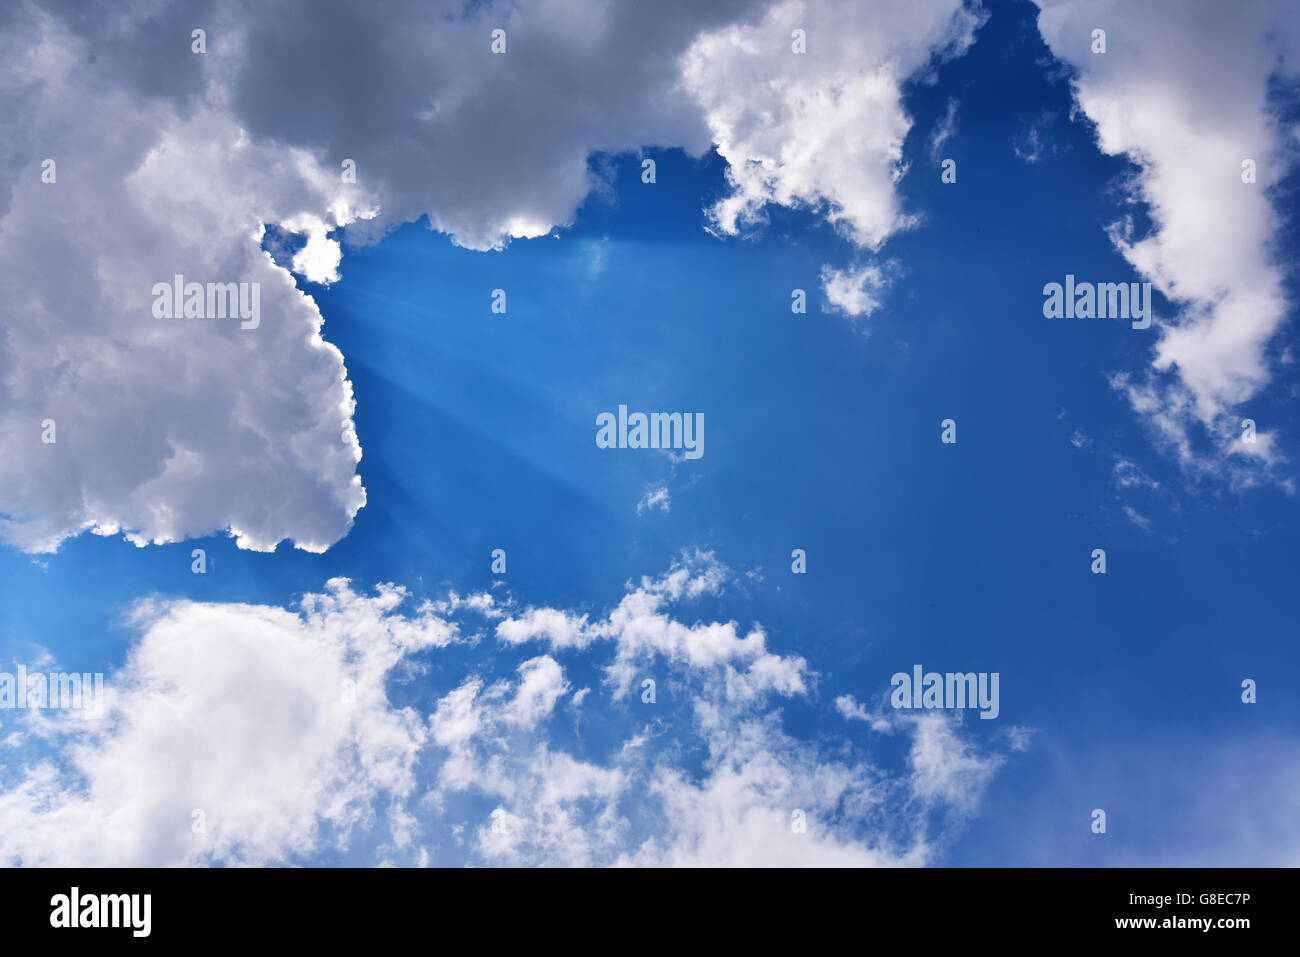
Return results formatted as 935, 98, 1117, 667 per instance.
0, 867, 1283, 943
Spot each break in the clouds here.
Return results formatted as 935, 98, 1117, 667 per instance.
3, 0, 1297, 556
0, 555, 1002, 866
0, 0, 984, 553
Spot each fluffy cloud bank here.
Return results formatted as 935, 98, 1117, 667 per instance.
0, 4, 370, 553
5, 0, 1284, 555
0, 555, 1004, 866
0, 580, 455, 866
0, 0, 988, 553
1034, 0, 1300, 482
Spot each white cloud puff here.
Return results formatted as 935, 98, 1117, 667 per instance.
0, 579, 456, 866
821, 262, 894, 320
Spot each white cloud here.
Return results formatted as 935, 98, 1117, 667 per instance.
1034, 0, 1300, 481
496, 606, 596, 651
426, 553, 1005, 866
636, 485, 671, 515
495, 551, 804, 700
0, 579, 456, 866
0, 557, 1009, 866
681, 0, 986, 324
907, 712, 1003, 815
622, 712, 906, 867
502, 655, 569, 728
685, 0, 984, 249
835, 692, 893, 731
821, 262, 894, 320
281, 213, 345, 285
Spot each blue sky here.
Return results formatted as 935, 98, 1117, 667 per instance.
1, 0, 1298, 866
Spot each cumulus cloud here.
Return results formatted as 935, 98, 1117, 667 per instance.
685, 0, 984, 249
682, 0, 985, 319
1034, 0, 1300, 482
0, 0, 994, 553
0, 579, 456, 866
821, 262, 895, 320
0, 556, 1008, 866
0, 5, 369, 553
